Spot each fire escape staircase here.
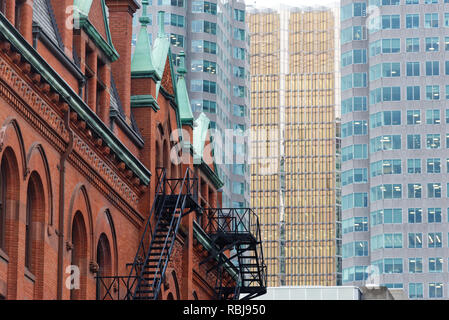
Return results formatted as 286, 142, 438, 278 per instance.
202, 208, 267, 300
95, 168, 266, 300
126, 167, 199, 300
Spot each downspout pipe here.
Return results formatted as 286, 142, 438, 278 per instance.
57, 108, 74, 299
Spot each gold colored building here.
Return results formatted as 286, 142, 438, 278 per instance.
249, 6, 341, 287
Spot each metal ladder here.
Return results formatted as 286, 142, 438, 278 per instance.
127, 168, 198, 300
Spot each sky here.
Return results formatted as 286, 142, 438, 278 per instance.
246, 0, 339, 9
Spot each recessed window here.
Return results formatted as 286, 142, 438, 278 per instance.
425, 13, 439, 28
426, 85, 440, 100
427, 207, 442, 222
370, 135, 401, 153
408, 232, 422, 248
406, 38, 419, 52
407, 134, 421, 149
429, 283, 443, 298
407, 159, 421, 174
192, 1, 217, 15
384, 258, 403, 274
382, 15, 400, 29
427, 183, 442, 198
407, 110, 421, 124
426, 158, 441, 173
170, 14, 184, 27
426, 61, 439, 75
428, 233, 443, 247
406, 14, 419, 28
407, 184, 422, 198
409, 283, 423, 299
426, 134, 441, 149
408, 208, 422, 223
234, 9, 245, 22
25, 182, 33, 271
426, 109, 440, 124
426, 37, 440, 51
407, 86, 420, 101
406, 62, 420, 76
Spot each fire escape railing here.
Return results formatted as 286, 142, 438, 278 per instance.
129, 168, 167, 296
202, 208, 267, 300
95, 169, 266, 300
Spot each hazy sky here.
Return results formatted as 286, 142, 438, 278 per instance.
246, 0, 339, 9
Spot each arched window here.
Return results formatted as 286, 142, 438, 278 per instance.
96, 233, 112, 300
0, 160, 6, 250
24, 173, 45, 276
0, 148, 20, 258
24, 180, 34, 271
96, 234, 111, 277
71, 212, 87, 300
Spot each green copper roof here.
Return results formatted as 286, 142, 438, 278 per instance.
131, 1, 158, 79
152, 11, 170, 80
175, 52, 194, 126
73, 0, 118, 62
73, 0, 93, 18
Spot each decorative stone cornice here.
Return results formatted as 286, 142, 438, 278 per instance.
0, 12, 151, 186
0, 47, 144, 228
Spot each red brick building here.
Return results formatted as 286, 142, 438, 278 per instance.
0, 0, 265, 300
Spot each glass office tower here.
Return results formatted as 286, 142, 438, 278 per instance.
132, 0, 251, 208
341, 0, 449, 299
249, 5, 341, 287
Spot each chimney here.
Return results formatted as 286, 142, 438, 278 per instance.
49, 0, 73, 58
105, 0, 140, 123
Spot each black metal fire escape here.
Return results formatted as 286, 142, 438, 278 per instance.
202, 208, 267, 300
127, 167, 199, 300
95, 168, 266, 300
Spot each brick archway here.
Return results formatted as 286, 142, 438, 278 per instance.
96, 233, 112, 300
25, 143, 53, 226
70, 211, 88, 300
0, 147, 20, 299
25, 171, 46, 299
94, 209, 118, 277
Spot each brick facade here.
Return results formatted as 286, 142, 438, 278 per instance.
0, 0, 231, 300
